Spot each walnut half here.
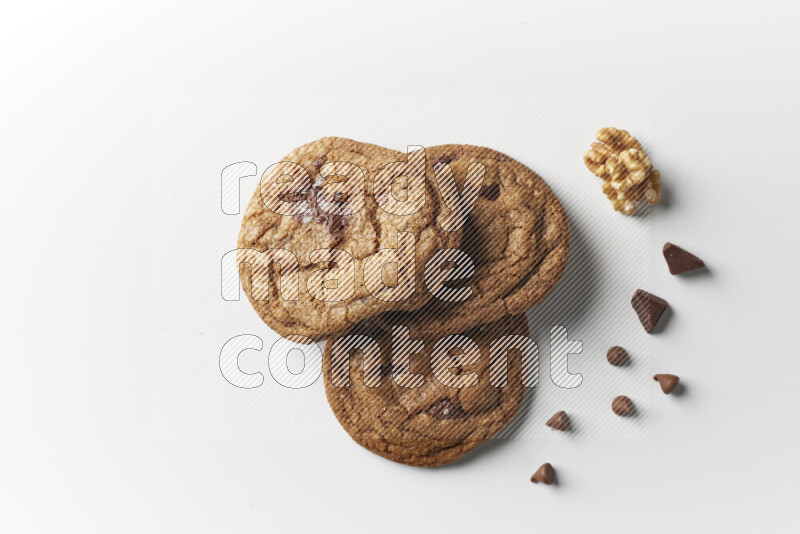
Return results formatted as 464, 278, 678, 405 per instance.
584, 127, 661, 215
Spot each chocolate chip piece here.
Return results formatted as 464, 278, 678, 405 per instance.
606, 346, 628, 366
479, 183, 500, 201
631, 289, 668, 333
285, 179, 351, 234
426, 398, 466, 420
279, 191, 309, 203
654, 374, 680, 394
433, 154, 456, 167
380, 362, 394, 377
662, 242, 705, 275
612, 395, 634, 416
530, 463, 556, 485
546, 411, 570, 431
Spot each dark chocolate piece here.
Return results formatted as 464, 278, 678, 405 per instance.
663, 242, 705, 275
479, 183, 500, 201
287, 179, 351, 234
631, 289, 668, 333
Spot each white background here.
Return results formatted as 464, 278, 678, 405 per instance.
3, 1, 800, 533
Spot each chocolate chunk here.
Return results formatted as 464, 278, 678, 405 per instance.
606, 346, 628, 366
662, 242, 705, 275
479, 183, 500, 201
612, 395, 634, 416
426, 398, 466, 420
530, 463, 556, 485
653, 374, 680, 394
631, 289, 668, 333
286, 179, 351, 234
546, 411, 570, 431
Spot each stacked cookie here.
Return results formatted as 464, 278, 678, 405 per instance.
238, 138, 570, 466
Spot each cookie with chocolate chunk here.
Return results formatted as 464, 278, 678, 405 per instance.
237, 138, 461, 341
324, 314, 531, 467
377, 144, 569, 338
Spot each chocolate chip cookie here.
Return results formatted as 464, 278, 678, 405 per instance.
324, 314, 531, 467
237, 138, 462, 341
377, 144, 569, 338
